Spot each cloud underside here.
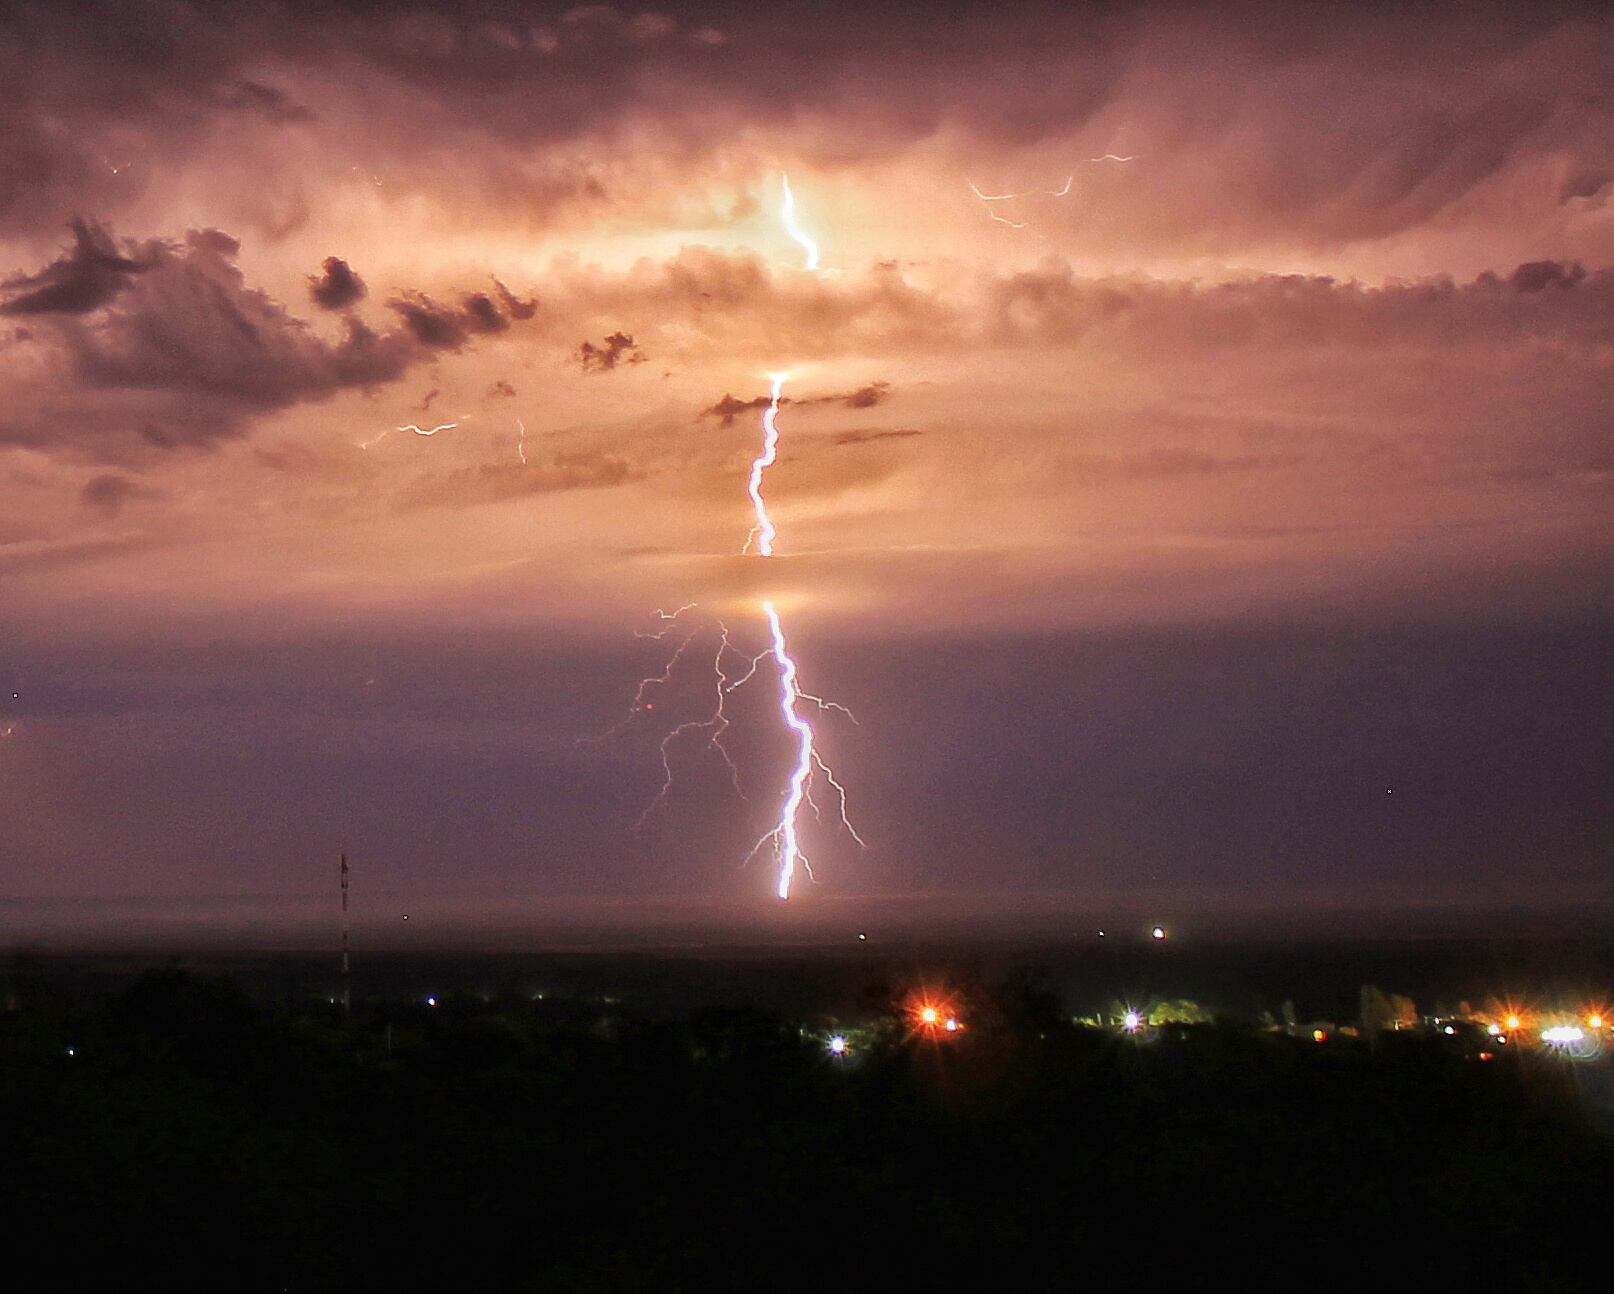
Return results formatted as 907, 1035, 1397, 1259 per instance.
2, 1, 1612, 265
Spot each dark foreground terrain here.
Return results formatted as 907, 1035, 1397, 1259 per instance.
3, 951, 1612, 1291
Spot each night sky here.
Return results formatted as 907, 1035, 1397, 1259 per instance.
2, 1, 1611, 932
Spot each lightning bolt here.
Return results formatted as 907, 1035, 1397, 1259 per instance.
758, 600, 812, 898
740, 368, 862, 899
516, 417, 527, 465
594, 175, 860, 900
966, 154, 1136, 228
360, 420, 461, 450
780, 175, 819, 271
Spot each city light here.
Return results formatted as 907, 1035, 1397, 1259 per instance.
1151, 925, 1167, 941
827, 1034, 848, 1056
1123, 1011, 1142, 1032
1505, 1015, 1521, 1030
1589, 1014, 1605, 1030
910, 995, 963, 1036
1542, 1025, 1585, 1045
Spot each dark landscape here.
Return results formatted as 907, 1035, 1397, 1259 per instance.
6, 928, 1613, 1288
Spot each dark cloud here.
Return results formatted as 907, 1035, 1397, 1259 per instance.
699, 381, 896, 426
63, 229, 412, 409
418, 388, 440, 412
389, 292, 471, 349
0, 219, 149, 316
0, 222, 532, 456
494, 281, 538, 321
79, 472, 153, 515
308, 256, 366, 310
212, 79, 315, 124
391, 282, 538, 347
833, 428, 923, 446
1508, 260, 1587, 293
842, 381, 890, 409
4, 1, 1613, 262
578, 331, 646, 372
462, 292, 509, 333
395, 452, 634, 510
699, 393, 769, 426
487, 379, 517, 398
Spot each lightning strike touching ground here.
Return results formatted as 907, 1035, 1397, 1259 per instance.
741, 366, 862, 898
595, 177, 859, 898
758, 600, 813, 898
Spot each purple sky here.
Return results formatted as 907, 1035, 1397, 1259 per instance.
2, 1, 1611, 929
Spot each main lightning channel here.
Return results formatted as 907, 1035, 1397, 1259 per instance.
762, 600, 813, 899
746, 374, 787, 556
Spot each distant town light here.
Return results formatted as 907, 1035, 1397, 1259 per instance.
920, 1006, 939, 1025
1123, 1012, 1142, 1032
1312, 1030, 1327, 1043
1542, 1025, 1585, 1045
827, 1034, 848, 1056
1151, 926, 1167, 941
1505, 1014, 1521, 1030
1588, 1014, 1604, 1030
943, 1017, 958, 1032
1443, 1025, 1456, 1036
426, 995, 438, 1007
1486, 1023, 1501, 1036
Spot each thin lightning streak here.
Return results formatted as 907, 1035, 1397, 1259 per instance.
516, 417, 527, 465
967, 177, 1071, 202
360, 420, 460, 450
780, 175, 819, 271
811, 750, 866, 848
635, 619, 748, 826
966, 154, 1136, 228
592, 606, 751, 824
